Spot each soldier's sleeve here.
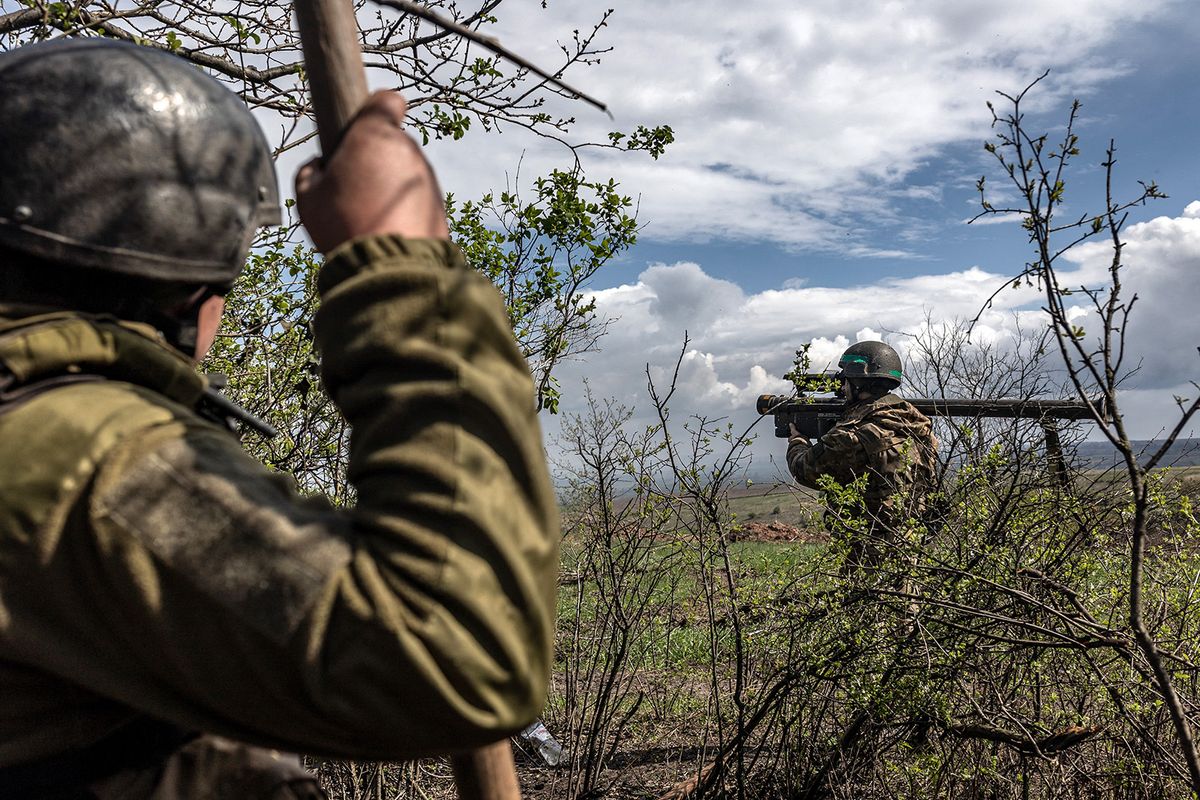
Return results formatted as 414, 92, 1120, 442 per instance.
788, 418, 871, 488
74, 236, 558, 759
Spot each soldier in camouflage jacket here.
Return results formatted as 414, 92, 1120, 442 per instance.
0, 42, 557, 798
787, 342, 938, 570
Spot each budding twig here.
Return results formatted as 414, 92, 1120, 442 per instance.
370, 0, 611, 117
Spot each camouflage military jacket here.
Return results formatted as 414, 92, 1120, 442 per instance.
0, 236, 559, 796
787, 393, 938, 534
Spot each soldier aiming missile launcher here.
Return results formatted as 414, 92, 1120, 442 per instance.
758, 377, 1109, 487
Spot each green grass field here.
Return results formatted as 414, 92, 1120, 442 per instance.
725, 483, 820, 530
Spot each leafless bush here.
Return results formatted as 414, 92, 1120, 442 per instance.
554, 388, 688, 797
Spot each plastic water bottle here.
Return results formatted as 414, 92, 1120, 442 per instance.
520, 720, 565, 767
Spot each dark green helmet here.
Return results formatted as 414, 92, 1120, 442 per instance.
0, 39, 280, 288
836, 341, 903, 389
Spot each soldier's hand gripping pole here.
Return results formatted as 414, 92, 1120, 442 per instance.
292, 1, 523, 797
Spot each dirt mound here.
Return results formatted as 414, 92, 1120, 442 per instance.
731, 520, 825, 544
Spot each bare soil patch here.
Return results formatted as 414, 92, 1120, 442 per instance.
730, 520, 828, 545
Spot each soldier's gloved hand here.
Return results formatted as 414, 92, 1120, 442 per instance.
787, 423, 811, 445
295, 91, 450, 253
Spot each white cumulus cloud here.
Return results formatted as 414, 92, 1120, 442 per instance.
546, 202, 1200, 468
427, 0, 1176, 251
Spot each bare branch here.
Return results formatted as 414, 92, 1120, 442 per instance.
370, 0, 610, 115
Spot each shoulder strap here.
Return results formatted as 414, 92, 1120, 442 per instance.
0, 366, 275, 439
0, 368, 106, 419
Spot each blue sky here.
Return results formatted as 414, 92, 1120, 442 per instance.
419, 0, 1200, 467
606, 38, 1200, 295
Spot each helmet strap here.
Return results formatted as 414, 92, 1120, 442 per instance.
143, 306, 198, 355
144, 285, 218, 356
845, 380, 875, 406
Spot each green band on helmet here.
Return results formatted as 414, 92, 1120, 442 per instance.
840, 355, 869, 365
890, 369, 902, 378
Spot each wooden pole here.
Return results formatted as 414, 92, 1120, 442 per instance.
292, 1, 523, 796
294, 0, 369, 155
451, 741, 524, 800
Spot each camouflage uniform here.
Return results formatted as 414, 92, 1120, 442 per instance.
787, 393, 937, 569
0, 237, 559, 797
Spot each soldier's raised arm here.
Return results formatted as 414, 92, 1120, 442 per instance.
0, 40, 558, 795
